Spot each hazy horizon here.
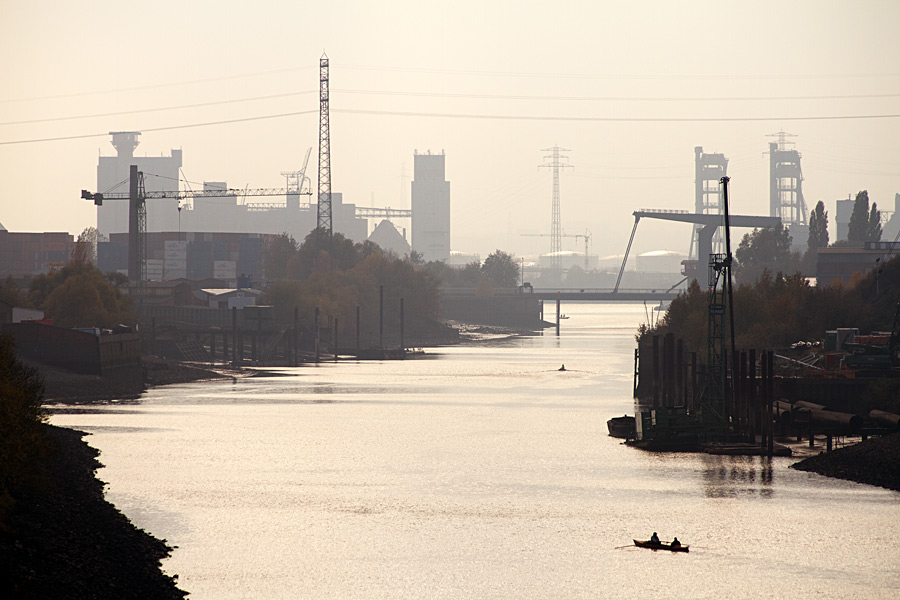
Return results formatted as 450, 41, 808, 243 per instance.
3, 1, 899, 262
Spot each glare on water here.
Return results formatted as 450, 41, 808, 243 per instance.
50, 304, 900, 599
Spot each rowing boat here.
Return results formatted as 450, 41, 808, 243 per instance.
633, 539, 689, 552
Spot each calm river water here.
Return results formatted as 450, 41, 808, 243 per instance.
49, 303, 899, 599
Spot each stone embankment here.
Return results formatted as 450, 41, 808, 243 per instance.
1, 425, 187, 599
2, 357, 230, 597
791, 433, 900, 492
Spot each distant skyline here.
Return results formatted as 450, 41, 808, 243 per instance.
2, 1, 899, 262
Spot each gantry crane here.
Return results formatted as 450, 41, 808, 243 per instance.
522, 229, 592, 270
281, 147, 314, 197
81, 165, 311, 286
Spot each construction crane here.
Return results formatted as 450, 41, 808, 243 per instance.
81, 165, 311, 286
699, 176, 736, 436
521, 229, 592, 270
281, 147, 314, 196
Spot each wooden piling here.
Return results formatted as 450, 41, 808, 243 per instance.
676, 338, 684, 406
633, 348, 639, 397
739, 351, 747, 438
231, 307, 237, 367
767, 350, 775, 457
315, 307, 320, 363
556, 293, 561, 336
294, 307, 299, 366
748, 349, 757, 439
652, 335, 660, 408
760, 351, 768, 451
690, 352, 697, 412
665, 332, 675, 407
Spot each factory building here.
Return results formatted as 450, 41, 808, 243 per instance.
97, 132, 182, 237
411, 150, 450, 262
94, 132, 367, 253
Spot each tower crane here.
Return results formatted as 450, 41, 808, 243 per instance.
521, 229, 592, 270
81, 165, 312, 287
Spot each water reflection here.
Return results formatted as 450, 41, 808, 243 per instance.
701, 454, 775, 498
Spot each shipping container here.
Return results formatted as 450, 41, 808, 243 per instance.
164, 240, 188, 251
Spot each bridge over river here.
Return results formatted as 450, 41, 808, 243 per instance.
529, 288, 679, 302
440, 287, 681, 304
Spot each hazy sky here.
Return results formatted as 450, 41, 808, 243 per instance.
2, 1, 899, 261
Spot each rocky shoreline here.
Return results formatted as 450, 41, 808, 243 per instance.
1, 357, 231, 598
1, 425, 187, 599
791, 432, 900, 492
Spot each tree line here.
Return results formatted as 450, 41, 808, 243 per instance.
1, 231, 135, 329
261, 229, 524, 344
733, 190, 886, 284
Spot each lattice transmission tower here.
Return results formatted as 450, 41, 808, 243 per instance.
539, 147, 573, 275
316, 54, 333, 267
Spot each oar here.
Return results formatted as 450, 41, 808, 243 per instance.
614, 544, 636, 549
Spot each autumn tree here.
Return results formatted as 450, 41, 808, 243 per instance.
262, 233, 299, 280
734, 224, 801, 283
848, 190, 881, 243
868, 202, 883, 242
259, 232, 444, 346
805, 200, 829, 273
0, 276, 26, 308
27, 252, 135, 328
807, 201, 829, 253
481, 250, 519, 287
75, 226, 102, 264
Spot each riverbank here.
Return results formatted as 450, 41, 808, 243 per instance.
36, 356, 234, 404
791, 432, 900, 492
0, 424, 187, 599
1, 357, 230, 597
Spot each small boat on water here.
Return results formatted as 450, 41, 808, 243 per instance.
633, 539, 689, 553
607, 415, 636, 439
558, 314, 569, 319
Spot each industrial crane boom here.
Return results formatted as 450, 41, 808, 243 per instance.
81, 166, 313, 285
82, 186, 310, 204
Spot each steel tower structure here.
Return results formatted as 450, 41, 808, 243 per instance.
767, 131, 807, 227
691, 146, 728, 259
316, 54, 333, 266
539, 147, 572, 275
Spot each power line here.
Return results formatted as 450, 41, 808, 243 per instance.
7, 87, 899, 127
0, 66, 316, 104
3, 107, 900, 147
0, 110, 318, 146
334, 108, 900, 123
338, 88, 900, 103
0, 91, 317, 126
342, 63, 900, 82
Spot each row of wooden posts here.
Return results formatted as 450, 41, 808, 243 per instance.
149, 286, 406, 365
639, 332, 780, 449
